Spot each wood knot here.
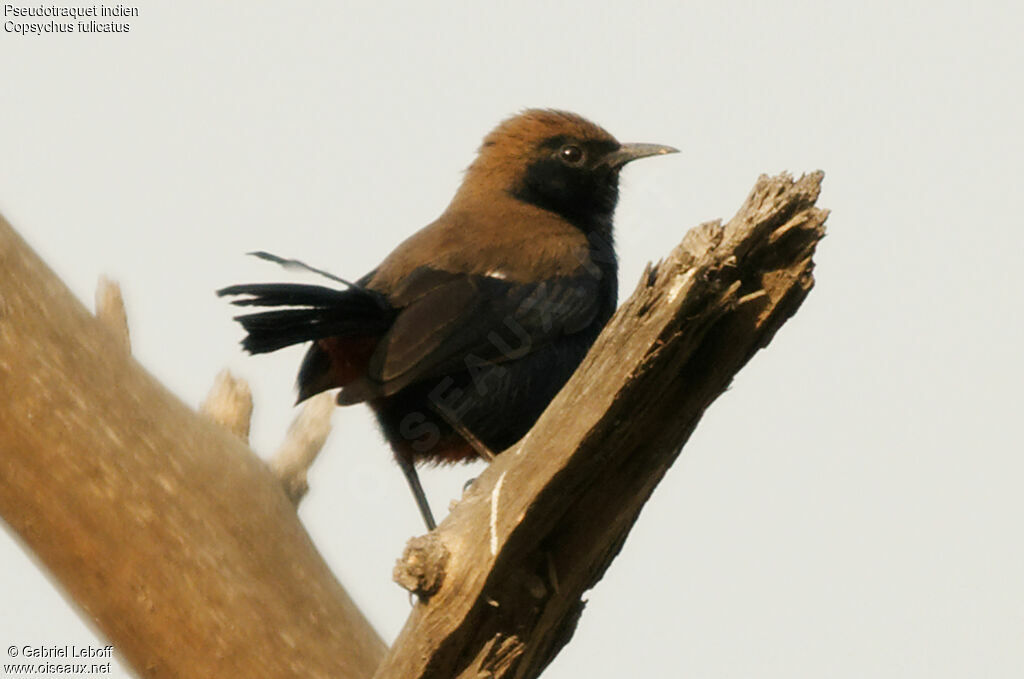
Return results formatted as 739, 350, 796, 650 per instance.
393, 532, 450, 598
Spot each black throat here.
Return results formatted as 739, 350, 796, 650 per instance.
510, 141, 622, 236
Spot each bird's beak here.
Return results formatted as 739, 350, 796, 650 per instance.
603, 142, 679, 169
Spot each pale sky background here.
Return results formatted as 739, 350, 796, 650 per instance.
2, 1, 1022, 677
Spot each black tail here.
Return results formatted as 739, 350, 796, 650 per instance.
217, 282, 395, 354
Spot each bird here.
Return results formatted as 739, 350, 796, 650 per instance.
218, 109, 677, 530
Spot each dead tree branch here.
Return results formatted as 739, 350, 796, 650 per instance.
0, 216, 385, 678
376, 171, 827, 679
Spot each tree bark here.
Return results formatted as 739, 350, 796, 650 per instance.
0, 171, 826, 679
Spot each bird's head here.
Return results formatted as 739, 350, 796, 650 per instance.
457, 109, 677, 232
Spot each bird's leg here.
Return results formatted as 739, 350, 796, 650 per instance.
453, 422, 496, 462
433, 407, 497, 462
396, 453, 437, 531
437, 412, 494, 494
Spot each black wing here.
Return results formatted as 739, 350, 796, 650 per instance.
366, 266, 602, 397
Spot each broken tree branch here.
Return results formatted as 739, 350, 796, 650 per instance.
94, 276, 130, 352
199, 371, 335, 504
269, 391, 336, 505
376, 171, 828, 679
200, 369, 254, 442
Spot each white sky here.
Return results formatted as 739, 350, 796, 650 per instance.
2, 1, 1022, 677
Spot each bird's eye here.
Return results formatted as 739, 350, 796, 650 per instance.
559, 144, 585, 165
